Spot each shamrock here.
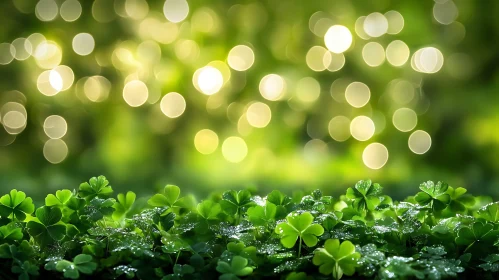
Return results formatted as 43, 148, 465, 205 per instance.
148, 185, 195, 214
112, 191, 136, 220
476, 202, 499, 222
216, 256, 254, 280
26, 206, 66, 247
0, 189, 35, 221
220, 190, 256, 223
345, 180, 383, 212
45, 254, 97, 279
415, 181, 451, 212
267, 190, 293, 219
275, 212, 324, 256
196, 200, 221, 220
455, 221, 499, 253
78, 176, 113, 201
247, 202, 276, 226
446, 187, 475, 213
0, 223, 23, 243
313, 239, 360, 280
45, 189, 73, 207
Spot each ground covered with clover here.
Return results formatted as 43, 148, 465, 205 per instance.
1, 176, 499, 279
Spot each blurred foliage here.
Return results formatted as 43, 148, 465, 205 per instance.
1, 0, 499, 200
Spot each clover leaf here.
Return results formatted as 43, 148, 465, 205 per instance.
0, 189, 35, 221
415, 181, 451, 212
476, 202, 499, 222
220, 190, 255, 216
148, 184, 180, 207
27, 206, 66, 247
267, 190, 293, 219
0, 223, 23, 243
313, 239, 361, 280
455, 221, 499, 253
275, 212, 324, 256
216, 255, 254, 280
247, 202, 276, 226
78, 175, 113, 201
197, 200, 221, 220
46, 254, 97, 279
45, 189, 73, 207
226, 241, 258, 264
112, 191, 136, 220
11, 260, 39, 280
479, 254, 499, 272
446, 187, 475, 213
346, 180, 383, 212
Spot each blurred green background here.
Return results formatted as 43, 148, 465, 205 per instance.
1, 0, 499, 200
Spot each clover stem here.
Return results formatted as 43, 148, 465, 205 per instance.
298, 236, 302, 257
175, 251, 181, 265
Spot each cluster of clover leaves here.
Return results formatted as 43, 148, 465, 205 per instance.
1, 177, 499, 279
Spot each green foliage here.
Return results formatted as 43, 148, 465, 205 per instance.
275, 212, 324, 256
112, 191, 136, 220
415, 181, 451, 212
220, 190, 255, 218
1, 176, 499, 279
0, 189, 35, 221
216, 256, 254, 280
313, 239, 360, 280
45, 254, 97, 279
78, 176, 113, 201
346, 180, 383, 212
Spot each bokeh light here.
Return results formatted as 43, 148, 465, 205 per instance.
362, 42, 385, 67
350, 116, 375, 141
323, 52, 345, 72
412, 47, 444, 73
386, 40, 410, 67
163, 0, 189, 23
83, 76, 111, 102
246, 102, 272, 128
409, 130, 432, 154
36, 0, 58, 22
433, 1, 458, 25
123, 80, 149, 107
324, 25, 353, 54
364, 12, 388, 37
44, 115, 68, 139
296, 77, 321, 103
160, 92, 186, 118
194, 66, 224, 95
228, 45, 255, 71
392, 108, 418, 132
72, 33, 95, 56
385, 11, 404, 34
194, 129, 219, 155
60, 0, 82, 22
0, 43, 15, 65
222, 136, 248, 163
363, 143, 389, 169
345, 82, 370, 108
328, 116, 350, 142
259, 74, 285, 101
43, 139, 68, 164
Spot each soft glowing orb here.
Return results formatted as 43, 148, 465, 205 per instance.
123, 80, 149, 107
195, 66, 223, 95
409, 130, 432, 154
228, 45, 255, 71
363, 143, 389, 169
324, 25, 353, 54
222, 136, 248, 163
259, 74, 285, 101
194, 129, 219, 155
160, 92, 186, 118
350, 116, 375, 141
246, 102, 272, 128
